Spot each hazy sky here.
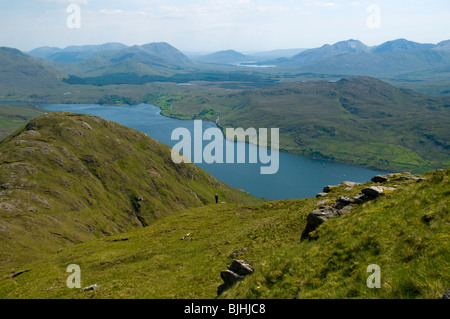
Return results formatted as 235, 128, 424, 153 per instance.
1, 0, 449, 52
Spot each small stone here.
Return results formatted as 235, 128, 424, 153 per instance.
361, 186, 386, 198
371, 175, 389, 183
229, 248, 247, 258
335, 195, 368, 209
180, 233, 191, 240
323, 185, 337, 193
82, 284, 98, 292
338, 205, 353, 214
342, 181, 361, 187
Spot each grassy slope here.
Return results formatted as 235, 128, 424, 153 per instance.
0, 112, 261, 268
144, 77, 450, 173
225, 169, 450, 299
0, 168, 448, 299
0, 47, 69, 100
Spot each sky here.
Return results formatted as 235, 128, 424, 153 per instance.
0, 0, 449, 53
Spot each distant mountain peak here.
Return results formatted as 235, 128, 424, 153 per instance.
195, 49, 248, 65
0, 46, 28, 56
216, 49, 245, 55
335, 76, 400, 100
434, 39, 450, 51
372, 38, 434, 53
290, 39, 370, 65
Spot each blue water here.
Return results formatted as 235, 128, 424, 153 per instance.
40, 103, 385, 200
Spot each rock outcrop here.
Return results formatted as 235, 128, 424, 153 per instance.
302, 174, 401, 240
361, 186, 395, 198
217, 260, 254, 295
371, 174, 391, 183
372, 173, 426, 183
301, 206, 341, 240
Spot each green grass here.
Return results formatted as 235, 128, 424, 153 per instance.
0, 200, 307, 298
0, 168, 448, 299
223, 169, 450, 299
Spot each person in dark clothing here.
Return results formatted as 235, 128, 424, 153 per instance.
215, 194, 219, 204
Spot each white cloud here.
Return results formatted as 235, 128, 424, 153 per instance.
302, 0, 338, 8
98, 8, 147, 16
255, 4, 289, 13
31, 0, 89, 4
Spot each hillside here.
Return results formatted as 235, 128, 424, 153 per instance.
435, 39, 450, 51
194, 50, 250, 65
0, 112, 260, 266
0, 166, 447, 299
145, 76, 450, 173
0, 47, 69, 99
224, 168, 450, 299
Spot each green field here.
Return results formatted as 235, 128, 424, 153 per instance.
1, 167, 448, 299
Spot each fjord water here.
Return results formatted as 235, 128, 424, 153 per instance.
41, 103, 385, 200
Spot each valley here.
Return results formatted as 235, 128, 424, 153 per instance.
0, 36, 449, 301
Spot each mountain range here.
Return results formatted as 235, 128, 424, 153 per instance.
11, 38, 448, 89
26, 38, 450, 77
29, 42, 129, 61
188, 39, 450, 79
178, 38, 450, 70
286, 39, 450, 77
29, 42, 195, 77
